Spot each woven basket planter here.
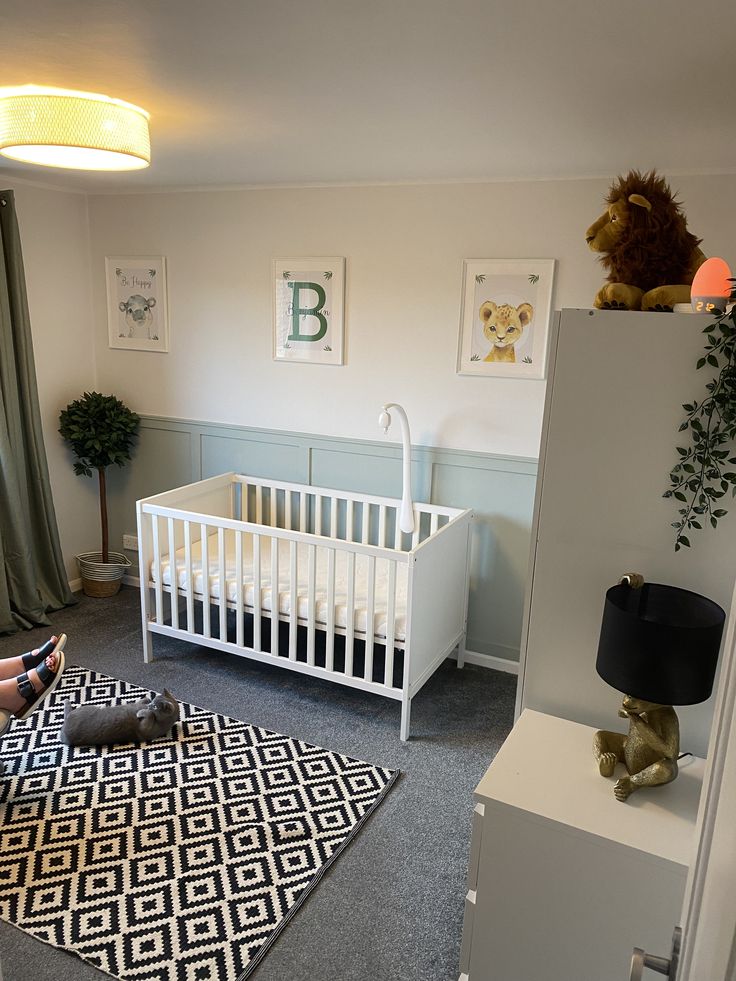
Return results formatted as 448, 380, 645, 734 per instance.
76, 551, 131, 598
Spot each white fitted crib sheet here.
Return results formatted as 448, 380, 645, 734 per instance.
150, 531, 408, 642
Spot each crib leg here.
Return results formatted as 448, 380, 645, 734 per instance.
142, 625, 154, 664
457, 632, 467, 670
400, 696, 411, 741
141, 585, 154, 663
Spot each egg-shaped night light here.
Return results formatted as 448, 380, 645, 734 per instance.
691, 257, 732, 314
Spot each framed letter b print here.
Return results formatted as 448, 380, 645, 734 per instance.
457, 259, 555, 379
273, 257, 345, 365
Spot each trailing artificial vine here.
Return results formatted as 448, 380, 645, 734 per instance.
665, 285, 736, 551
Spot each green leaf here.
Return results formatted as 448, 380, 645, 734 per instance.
679, 536, 691, 548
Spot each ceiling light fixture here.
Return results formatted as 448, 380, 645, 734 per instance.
0, 85, 150, 171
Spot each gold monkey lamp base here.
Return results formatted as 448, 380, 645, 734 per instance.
594, 697, 680, 802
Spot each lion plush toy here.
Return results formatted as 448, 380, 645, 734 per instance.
586, 170, 706, 311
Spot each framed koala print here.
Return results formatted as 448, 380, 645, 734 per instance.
106, 256, 169, 353
457, 259, 556, 379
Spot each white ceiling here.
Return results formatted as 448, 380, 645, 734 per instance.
0, 0, 734, 192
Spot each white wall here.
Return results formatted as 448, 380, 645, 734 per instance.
5, 171, 736, 580
87, 174, 736, 459
4, 179, 99, 582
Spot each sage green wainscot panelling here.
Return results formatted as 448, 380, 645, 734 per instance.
107, 416, 537, 668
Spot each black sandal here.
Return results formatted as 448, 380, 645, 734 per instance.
15, 651, 66, 721
20, 633, 66, 670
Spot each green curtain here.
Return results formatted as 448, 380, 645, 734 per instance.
0, 190, 75, 633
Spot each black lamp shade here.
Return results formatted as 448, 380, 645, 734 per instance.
596, 582, 725, 705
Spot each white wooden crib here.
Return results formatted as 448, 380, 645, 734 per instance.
136, 472, 473, 739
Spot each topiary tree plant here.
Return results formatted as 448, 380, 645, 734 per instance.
59, 392, 140, 564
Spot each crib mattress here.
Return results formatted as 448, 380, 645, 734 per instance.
150, 532, 408, 643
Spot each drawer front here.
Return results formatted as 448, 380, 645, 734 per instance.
459, 888, 477, 976
466, 802, 485, 892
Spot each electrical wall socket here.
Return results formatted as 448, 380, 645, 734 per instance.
122, 534, 139, 551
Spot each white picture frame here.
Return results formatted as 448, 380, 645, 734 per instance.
106, 256, 169, 353
457, 259, 556, 379
273, 257, 345, 365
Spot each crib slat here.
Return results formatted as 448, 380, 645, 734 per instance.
242, 482, 249, 522
307, 544, 316, 666
394, 508, 402, 551
152, 516, 163, 624
430, 512, 439, 536
287, 490, 293, 531
256, 486, 263, 526
289, 541, 297, 660
218, 527, 227, 641
330, 498, 338, 539
379, 505, 387, 547
347, 499, 355, 543
270, 536, 279, 656
299, 492, 307, 533
200, 524, 211, 638
364, 556, 376, 682
316, 495, 323, 536
326, 548, 336, 672
233, 480, 242, 521
384, 561, 397, 687
345, 551, 355, 676
235, 530, 244, 647
412, 513, 420, 549
253, 533, 262, 651
270, 488, 277, 528
184, 520, 194, 631
167, 518, 179, 630
361, 502, 370, 544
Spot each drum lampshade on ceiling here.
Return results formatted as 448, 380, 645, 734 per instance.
0, 86, 150, 171
596, 582, 725, 706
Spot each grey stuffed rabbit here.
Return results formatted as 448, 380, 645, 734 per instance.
60, 689, 180, 747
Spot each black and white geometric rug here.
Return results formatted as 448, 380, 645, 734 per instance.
0, 665, 398, 980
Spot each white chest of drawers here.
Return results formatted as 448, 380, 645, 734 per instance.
459, 710, 704, 981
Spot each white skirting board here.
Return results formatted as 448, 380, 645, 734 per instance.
452, 648, 519, 675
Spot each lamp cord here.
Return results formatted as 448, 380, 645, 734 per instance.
678, 752, 693, 761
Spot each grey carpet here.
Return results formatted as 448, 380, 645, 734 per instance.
0, 587, 516, 981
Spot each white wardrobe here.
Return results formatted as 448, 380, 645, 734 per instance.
516, 308, 736, 757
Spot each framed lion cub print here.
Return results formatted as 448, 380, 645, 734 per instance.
457, 259, 556, 379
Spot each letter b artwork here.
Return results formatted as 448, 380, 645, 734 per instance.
273, 258, 345, 365
288, 281, 328, 343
